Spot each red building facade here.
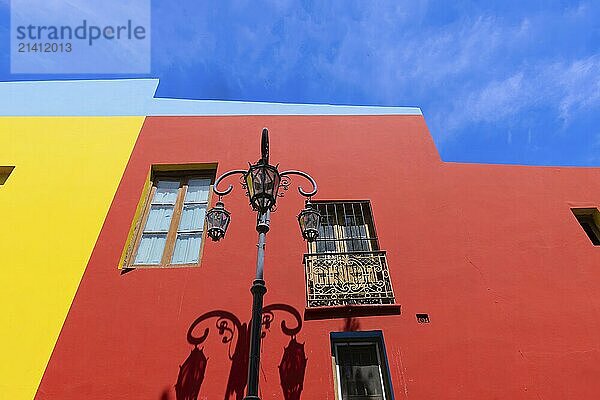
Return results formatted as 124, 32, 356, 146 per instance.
36, 115, 600, 399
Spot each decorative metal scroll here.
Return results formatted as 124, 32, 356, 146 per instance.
278, 175, 291, 197
279, 170, 317, 198
213, 169, 248, 198
303, 251, 395, 307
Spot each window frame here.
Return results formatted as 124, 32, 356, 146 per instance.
571, 208, 600, 246
330, 331, 394, 400
124, 171, 214, 268
0, 165, 15, 185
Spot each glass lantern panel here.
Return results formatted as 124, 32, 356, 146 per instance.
252, 167, 265, 193
246, 172, 255, 197
207, 209, 229, 229
270, 169, 281, 195
307, 212, 320, 228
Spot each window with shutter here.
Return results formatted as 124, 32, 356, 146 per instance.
124, 170, 214, 268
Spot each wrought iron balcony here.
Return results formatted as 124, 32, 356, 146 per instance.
303, 251, 395, 308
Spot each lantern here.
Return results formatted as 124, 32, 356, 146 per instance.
245, 161, 281, 212
205, 201, 231, 241
297, 202, 321, 242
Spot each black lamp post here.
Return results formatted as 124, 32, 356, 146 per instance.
205, 128, 320, 400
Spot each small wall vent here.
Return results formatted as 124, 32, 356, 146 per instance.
416, 313, 430, 323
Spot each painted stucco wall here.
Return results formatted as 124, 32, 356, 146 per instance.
34, 115, 600, 400
0, 117, 143, 399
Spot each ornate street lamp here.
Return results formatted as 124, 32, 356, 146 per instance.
205, 201, 231, 241
245, 161, 281, 212
297, 201, 320, 241
205, 128, 320, 400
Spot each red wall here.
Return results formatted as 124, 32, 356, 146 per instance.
37, 116, 600, 399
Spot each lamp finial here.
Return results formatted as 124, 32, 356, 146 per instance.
261, 128, 269, 164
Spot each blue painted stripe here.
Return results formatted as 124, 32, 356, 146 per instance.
330, 330, 385, 340
0, 79, 422, 116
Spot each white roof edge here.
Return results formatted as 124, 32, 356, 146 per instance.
0, 78, 422, 116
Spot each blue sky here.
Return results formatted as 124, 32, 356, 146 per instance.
1, 1, 599, 166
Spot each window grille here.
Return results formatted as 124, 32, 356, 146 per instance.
310, 201, 379, 254
303, 201, 395, 308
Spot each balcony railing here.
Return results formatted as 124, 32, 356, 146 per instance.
303, 251, 395, 308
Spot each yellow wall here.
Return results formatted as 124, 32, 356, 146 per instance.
0, 117, 143, 399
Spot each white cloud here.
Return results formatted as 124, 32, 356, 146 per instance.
440, 55, 600, 136
445, 72, 529, 131
554, 56, 600, 122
